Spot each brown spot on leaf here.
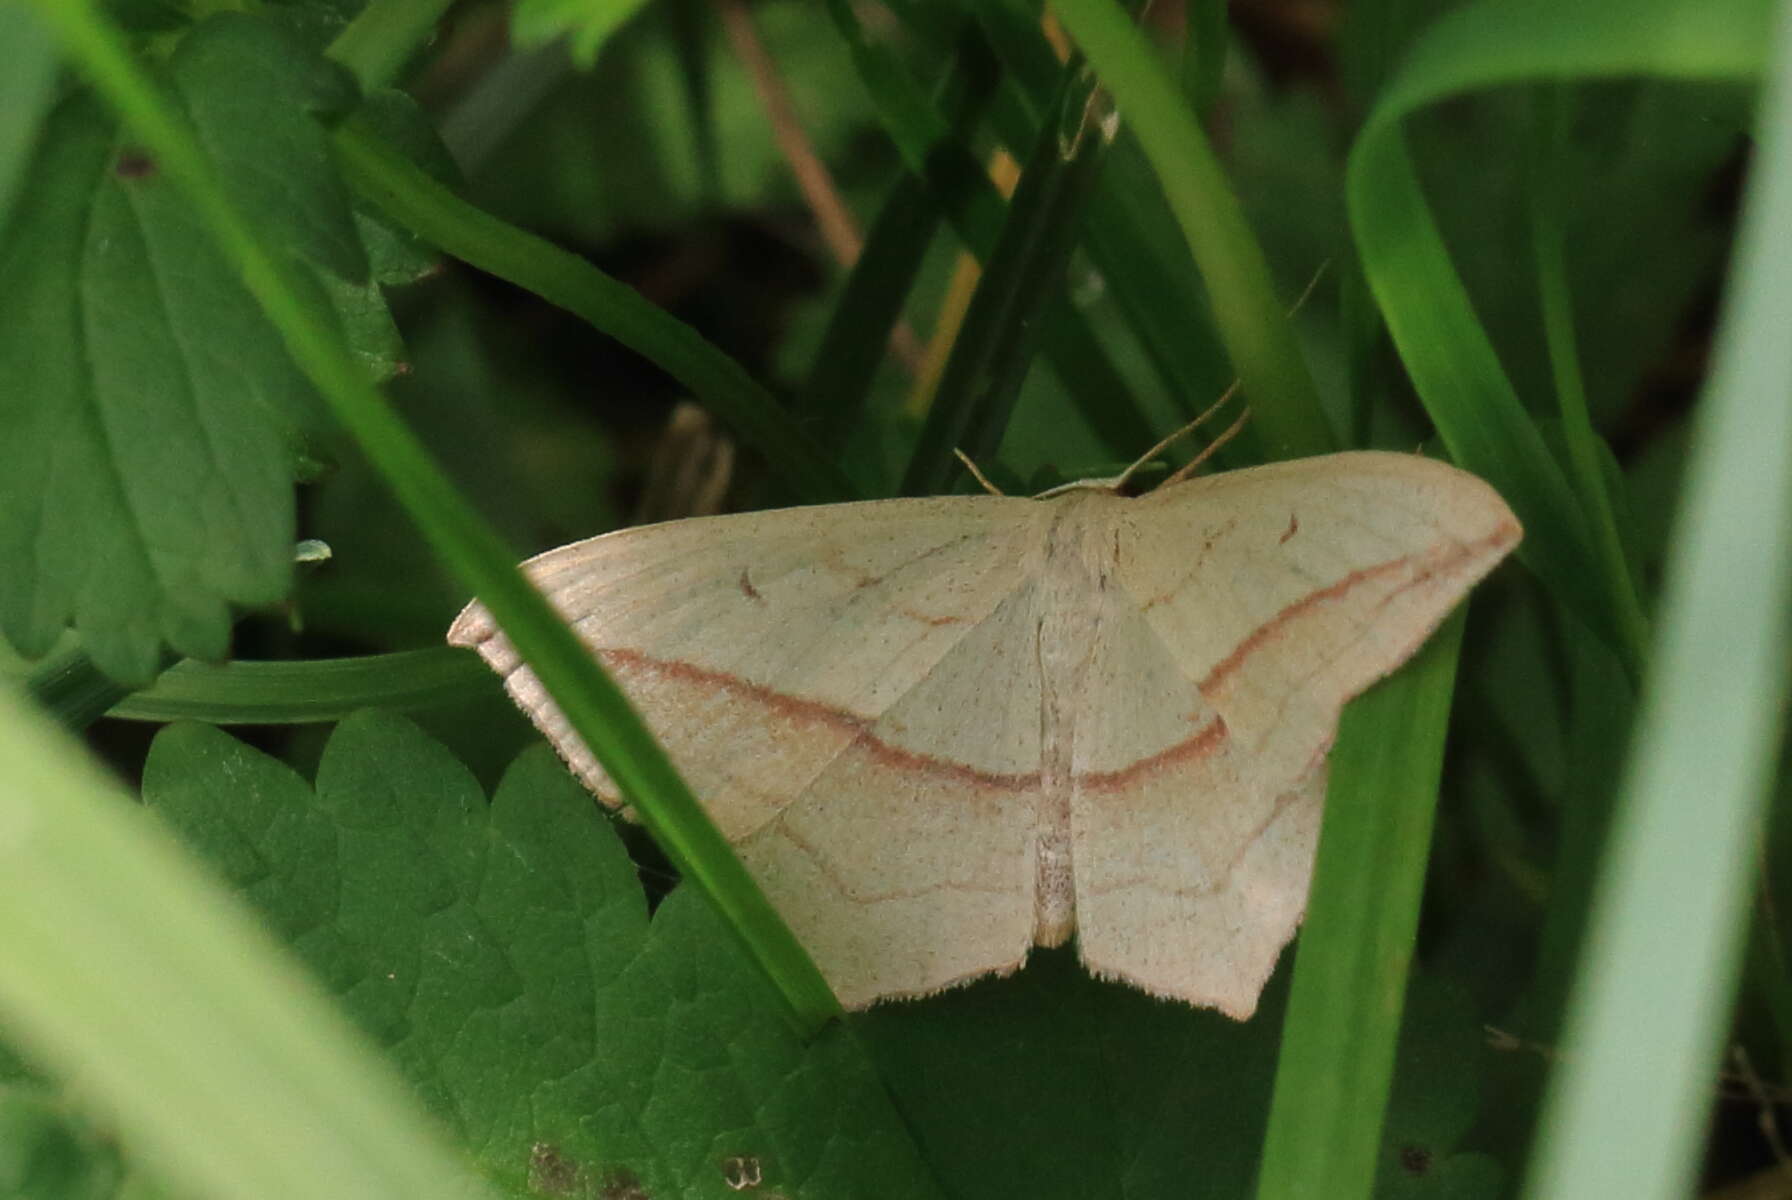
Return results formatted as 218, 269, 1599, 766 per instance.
114, 149, 156, 179
527, 1143, 584, 1195
1279, 513, 1299, 544
721, 1153, 763, 1190
600, 1168, 651, 1199
1399, 1144, 1432, 1174
738, 568, 763, 602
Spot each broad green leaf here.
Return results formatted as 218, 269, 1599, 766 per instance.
169, 14, 365, 281
0, 3, 60, 233
0, 13, 385, 683
143, 713, 944, 1200
859, 950, 1286, 1200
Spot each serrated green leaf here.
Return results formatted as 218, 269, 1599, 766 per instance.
171, 14, 365, 281
0, 12, 401, 683
352, 89, 458, 287
0, 93, 303, 679
142, 713, 944, 1200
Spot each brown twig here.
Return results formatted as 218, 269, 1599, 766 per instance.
713, 0, 923, 372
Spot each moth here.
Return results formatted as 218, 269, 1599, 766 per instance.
450, 450, 1519, 1018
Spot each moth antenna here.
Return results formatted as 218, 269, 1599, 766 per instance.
954, 448, 1008, 497
1111, 380, 1243, 492
1163, 406, 1253, 487
1117, 259, 1329, 492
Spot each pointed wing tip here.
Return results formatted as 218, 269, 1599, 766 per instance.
445, 600, 494, 649
1468, 507, 1525, 579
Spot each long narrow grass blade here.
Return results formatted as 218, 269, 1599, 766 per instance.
1527, 87, 1647, 686
331, 121, 860, 504
103, 650, 494, 724
1254, 612, 1467, 1200
1346, 0, 1771, 680
966, 2, 1233, 429
1523, 6, 1792, 1197
326, 0, 456, 90
825, 3, 1157, 456
796, 32, 1003, 447
26, 645, 144, 729
796, 172, 938, 450
1050, 0, 1334, 460
900, 62, 1112, 495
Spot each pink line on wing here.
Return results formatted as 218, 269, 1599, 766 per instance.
600, 647, 1043, 791
1076, 716, 1230, 792
1197, 525, 1519, 696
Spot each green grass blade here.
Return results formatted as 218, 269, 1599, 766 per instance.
331, 120, 861, 505
104, 649, 494, 724
1350, 130, 1634, 672
901, 62, 1111, 494
0, 687, 496, 1200
326, 0, 456, 91
1346, 0, 1773, 682
1522, 7, 1792, 1196
825, 2, 1156, 456
1051, 0, 1334, 460
1527, 87, 1648, 674
668, 0, 723, 203
968, 3, 1233, 430
1180, 0, 1228, 113
795, 31, 1004, 449
28, 0, 842, 1033
1254, 612, 1466, 1200
26, 644, 145, 729
795, 171, 939, 451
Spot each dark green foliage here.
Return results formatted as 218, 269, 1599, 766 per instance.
1, 0, 1787, 1196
